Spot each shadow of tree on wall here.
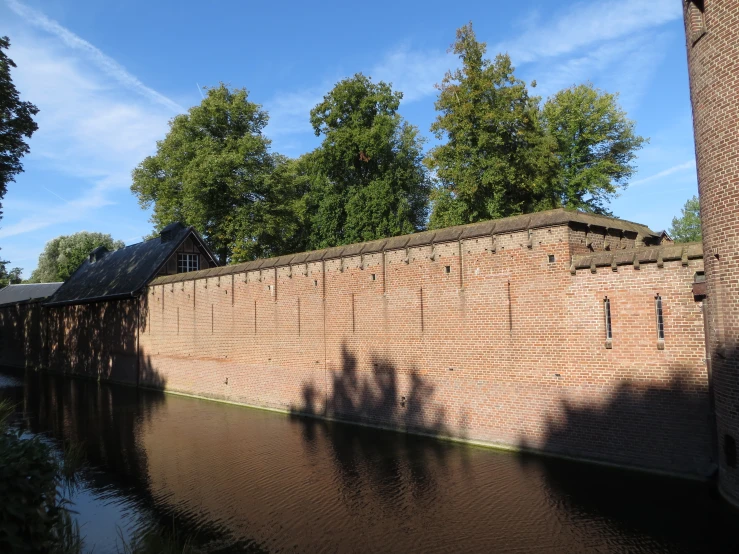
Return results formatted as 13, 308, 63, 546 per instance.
0, 302, 42, 369
517, 368, 715, 478
289, 343, 469, 509
293, 342, 449, 435
45, 296, 159, 387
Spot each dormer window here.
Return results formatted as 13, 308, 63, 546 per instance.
89, 246, 108, 263
178, 253, 200, 273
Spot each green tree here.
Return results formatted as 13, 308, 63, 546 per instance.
28, 232, 124, 283
669, 195, 702, 243
306, 74, 430, 248
230, 154, 311, 262
132, 84, 298, 263
425, 23, 552, 228
1, 36, 39, 219
539, 84, 647, 214
0, 263, 22, 287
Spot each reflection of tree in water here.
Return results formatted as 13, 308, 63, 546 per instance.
290, 343, 470, 515
4, 369, 267, 553
19, 368, 159, 492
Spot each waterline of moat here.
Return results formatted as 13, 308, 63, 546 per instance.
0, 367, 736, 553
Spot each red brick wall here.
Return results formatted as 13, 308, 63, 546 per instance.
45, 299, 139, 384
129, 224, 712, 477
683, 0, 739, 502
0, 302, 45, 370
0, 222, 711, 477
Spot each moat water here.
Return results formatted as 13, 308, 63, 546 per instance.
0, 368, 737, 553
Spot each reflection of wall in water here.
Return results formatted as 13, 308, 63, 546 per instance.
136, 394, 597, 553
0, 216, 713, 479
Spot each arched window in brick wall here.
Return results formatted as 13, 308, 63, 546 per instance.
686, 0, 707, 45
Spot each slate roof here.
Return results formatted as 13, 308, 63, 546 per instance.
0, 283, 63, 307
151, 207, 660, 286
45, 223, 218, 307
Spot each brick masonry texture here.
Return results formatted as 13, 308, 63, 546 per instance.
0, 220, 713, 478
683, 0, 739, 503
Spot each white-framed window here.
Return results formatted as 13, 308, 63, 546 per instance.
178, 253, 200, 273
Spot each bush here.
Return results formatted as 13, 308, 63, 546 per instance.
0, 399, 83, 553
0, 430, 61, 552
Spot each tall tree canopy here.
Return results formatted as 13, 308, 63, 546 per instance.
0, 36, 38, 219
306, 74, 430, 248
540, 84, 646, 214
131, 84, 302, 263
425, 23, 552, 229
425, 23, 648, 227
28, 232, 124, 283
669, 195, 702, 243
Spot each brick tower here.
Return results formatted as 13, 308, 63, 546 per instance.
683, 0, 739, 505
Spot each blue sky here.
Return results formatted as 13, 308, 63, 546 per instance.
0, 0, 697, 277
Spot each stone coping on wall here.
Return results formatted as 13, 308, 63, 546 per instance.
150, 208, 657, 286
570, 242, 703, 274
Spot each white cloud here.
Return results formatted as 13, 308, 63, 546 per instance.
6, 0, 183, 113
265, 44, 453, 145
1, 3, 179, 241
495, 0, 681, 65
264, 0, 680, 144
0, 186, 114, 239
528, 31, 671, 113
371, 45, 453, 103
630, 160, 697, 187
265, 86, 325, 139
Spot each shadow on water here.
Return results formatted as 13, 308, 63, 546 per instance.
523, 455, 739, 554
516, 365, 739, 553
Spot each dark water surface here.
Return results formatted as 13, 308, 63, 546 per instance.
0, 368, 737, 553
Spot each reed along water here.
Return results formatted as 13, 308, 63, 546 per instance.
0, 369, 736, 553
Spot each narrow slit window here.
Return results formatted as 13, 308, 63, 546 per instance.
604, 297, 612, 341
655, 294, 665, 341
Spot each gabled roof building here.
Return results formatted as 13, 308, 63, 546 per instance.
45, 222, 218, 307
